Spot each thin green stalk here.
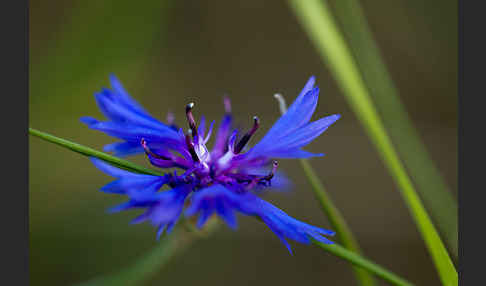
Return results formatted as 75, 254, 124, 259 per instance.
313, 242, 413, 286
30, 128, 412, 286
274, 94, 375, 286
74, 227, 190, 286
301, 160, 374, 286
29, 128, 161, 176
75, 220, 219, 286
287, 1, 457, 285
331, 0, 457, 257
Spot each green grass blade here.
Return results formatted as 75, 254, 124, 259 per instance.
330, 0, 457, 257
74, 227, 189, 286
274, 94, 376, 286
301, 160, 375, 286
29, 128, 161, 176
74, 220, 219, 286
313, 242, 413, 286
287, 0, 457, 285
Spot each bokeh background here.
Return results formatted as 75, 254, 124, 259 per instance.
29, 1, 457, 285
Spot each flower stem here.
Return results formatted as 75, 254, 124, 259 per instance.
300, 160, 375, 286
74, 227, 189, 286
287, 0, 457, 284
74, 220, 219, 286
313, 241, 413, 286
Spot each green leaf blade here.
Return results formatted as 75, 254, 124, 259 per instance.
331, 0, 457, 257
300, 159, 376, 286
287, 0, 457, 284
29, 128, 161, 176
314, 242, 413, 286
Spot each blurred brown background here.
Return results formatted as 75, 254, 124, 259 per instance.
29, 0, 457, 285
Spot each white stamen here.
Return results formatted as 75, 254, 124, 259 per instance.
273, 93, 288, 114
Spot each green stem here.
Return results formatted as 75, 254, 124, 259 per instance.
287, 0, 457, 285
313, 242, 413, 286
30, 128, 412, 285
275, 95, 375, 286
74, 227, 190, 286
300, 160, 375, 286
74, 220, 219, 286
330, 0, 457, 257
29, 128, 161, 176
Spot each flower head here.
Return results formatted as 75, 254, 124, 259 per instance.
82, 75, 340, 253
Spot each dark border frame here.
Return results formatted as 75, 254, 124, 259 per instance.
459, 0, 480, 285
2, 0, 29, 285
458, 0, 463, 283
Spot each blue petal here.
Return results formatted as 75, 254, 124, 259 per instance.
91, 158, 191, 236
260, 215, 294, 255
185, 184, 334, 253
94, 88, 166, 130
103, 141, 144, 157
196, 205, 214, 229
212, 114, 233, 158
263, 86, 318, 141
109, 74, 151, 116
216, 200, 238, 229
130, 212, 151, 224
81, 75, 180, 157
80, 116, 98, 126
107, 183, 191, 239
91, 157, 147, 178
91, 159, 168, 194
198, 115, 206, 136
99, 176, 166, 195
82, 118, 177, 142
166, 221, 177, 234
243, 77, 340, 161
270, 114, 341, 150
156, 224, 167, 240
107, 201, 134, 213
258, 76, 316, 142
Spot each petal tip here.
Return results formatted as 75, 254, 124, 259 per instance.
109, 73, 119, 83
80, 116, 98, 126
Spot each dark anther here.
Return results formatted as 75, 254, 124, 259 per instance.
185, 134, 200, 162
209, 164, 216, 179
141, 138, 171, 160
185, 102, 198, 139
234, 116, 260, 154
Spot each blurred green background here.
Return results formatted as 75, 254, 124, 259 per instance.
29, 0, 456, 285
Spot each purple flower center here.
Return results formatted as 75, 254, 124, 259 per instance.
140, 102, 277, 194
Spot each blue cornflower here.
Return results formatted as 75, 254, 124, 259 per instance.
82, 75, 340, 253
